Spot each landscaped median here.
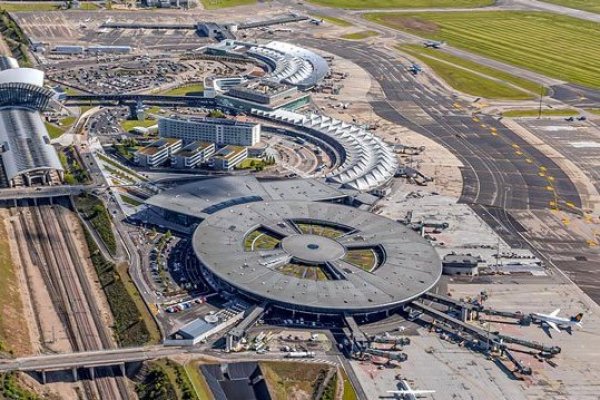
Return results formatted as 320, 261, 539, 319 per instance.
366, 11, 600, 89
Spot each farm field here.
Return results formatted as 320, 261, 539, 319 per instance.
541, 0, 600, 13
365, 11, 600, 89
398, 45, 542, 99
307, 0, 493, 9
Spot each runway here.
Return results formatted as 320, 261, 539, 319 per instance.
302, 38, 581, 211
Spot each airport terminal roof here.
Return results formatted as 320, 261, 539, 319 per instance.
0, 67, 45, 87
192, 201, 441, 313
253, 109, 398, 191
210, 40, 329, 89
146, 176, 347, 219
0, 56, 19, 71
0, 108, 63, 182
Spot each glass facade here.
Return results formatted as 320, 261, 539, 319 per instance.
0, 83, 54, 110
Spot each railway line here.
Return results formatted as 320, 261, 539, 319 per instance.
12, 199, 129, 399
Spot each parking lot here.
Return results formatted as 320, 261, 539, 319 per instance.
48, 58, 190, 94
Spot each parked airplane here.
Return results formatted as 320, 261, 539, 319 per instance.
407, 64, 422, 75
531, 309, 584, 333
424, 40, 445, 49
388, 380, 435, 399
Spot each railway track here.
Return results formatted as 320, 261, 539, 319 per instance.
14, 200, 129, 399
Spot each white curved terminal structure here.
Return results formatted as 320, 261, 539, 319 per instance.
209, 40, 329, 89
203, 76, 246, 98
253, 109, 397, 191
0, 56, 63, 187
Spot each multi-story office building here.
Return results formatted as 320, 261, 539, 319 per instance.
134, 138, 182, 167
158, 117, 261, 147
211, 146, 248, 170
171, 141, 215, 168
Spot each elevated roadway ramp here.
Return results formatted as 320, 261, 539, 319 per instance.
0, 185, 87, 200
0, 346, 185, 373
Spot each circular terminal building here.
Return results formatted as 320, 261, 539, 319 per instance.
192, 200, 441, 315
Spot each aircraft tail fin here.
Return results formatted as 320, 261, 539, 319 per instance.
571, 313, 584, 323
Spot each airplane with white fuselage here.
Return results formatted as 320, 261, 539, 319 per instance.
387, 380, 435, 399
531, 309, 583, 333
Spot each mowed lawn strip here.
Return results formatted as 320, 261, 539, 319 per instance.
540, 0, 600, 13
502, 108, 579, 118
399, 44, 546, 95
342, 30, 378, 40
200, 0, 255, 9
308, 0, 493, 9
312, 14, 353, 27
365, 11, 600, 89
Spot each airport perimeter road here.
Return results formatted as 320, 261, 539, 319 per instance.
301, 38, 581, 211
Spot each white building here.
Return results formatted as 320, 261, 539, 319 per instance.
134, 138, 182, 167
171, 141, 215, 168
158, 117, 261, 147
212, 145, 248, 170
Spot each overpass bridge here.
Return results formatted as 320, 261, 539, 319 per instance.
65, 94, 215, 107
65, 94, 217, 118
0, 185, 89, 201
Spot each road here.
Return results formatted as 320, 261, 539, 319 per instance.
0, 346, 186, 372
301, 38, 581, 211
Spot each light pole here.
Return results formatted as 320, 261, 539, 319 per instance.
537, 84, 545, 119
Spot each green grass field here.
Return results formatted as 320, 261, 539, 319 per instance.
343, 248, 377, 271
120, 119, 157, 132
501, 108, 579, 118
184, 361, 214, 400
159, 83, 204, 96
308, 0, 493, 9
0, 216, 31, 356
541, 0, 600, 13
200, 0, 255, 10
342, 30, 378, 40
312, 14, 353, 27
365, 11, 600, 89
0, 2, 61, 11
244, 229, 280, 251
586, 109, 600, 115
398, 45, 543, 99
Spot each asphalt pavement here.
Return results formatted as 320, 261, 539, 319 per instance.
301, 38, 581, 211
